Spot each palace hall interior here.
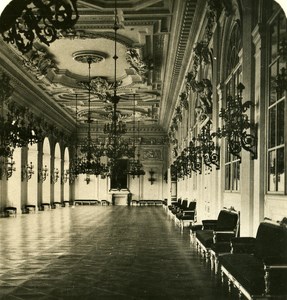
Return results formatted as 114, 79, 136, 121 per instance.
0, 0, 286, 299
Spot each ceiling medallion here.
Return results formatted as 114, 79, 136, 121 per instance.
72, 51, 106, 64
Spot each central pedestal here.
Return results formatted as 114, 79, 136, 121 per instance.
110, 190, 130, 205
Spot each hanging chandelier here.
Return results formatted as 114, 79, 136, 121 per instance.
102, 0, 135, 163
127, 94, 145, 178
69, 0, 136, 178
0, 0, 79, 54
74, 57, 107, 177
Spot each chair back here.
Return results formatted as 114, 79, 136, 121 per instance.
175, 198, 182, 207
187, 201, 196, 210
180, 199, 188, 209
255, 219, 287, 260
216, 208, 240, 236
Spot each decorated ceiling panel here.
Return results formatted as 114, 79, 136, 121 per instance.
0, 0, 197, 137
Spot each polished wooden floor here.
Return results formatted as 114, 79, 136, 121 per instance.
0, 206, 234, 300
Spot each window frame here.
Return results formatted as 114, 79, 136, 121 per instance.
266, 9, 287, 195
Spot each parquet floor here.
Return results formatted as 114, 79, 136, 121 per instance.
0, 206, 233, 299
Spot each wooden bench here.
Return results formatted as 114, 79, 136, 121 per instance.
4, 206, 17, 217
74, 200, 101, 205
101, 200, 110, 206
138, 200, 163, 206
24, 205, 36, 213
41, 203, 51, 210
52, 202, 62, 208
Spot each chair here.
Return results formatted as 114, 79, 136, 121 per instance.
219, 218, 287, 299
191, 207, 240, 261
167, 198, 182, 217
175, 201, 197, 229
171, 199, 188, 222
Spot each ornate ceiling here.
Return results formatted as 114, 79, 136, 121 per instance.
0, 0, 198, 138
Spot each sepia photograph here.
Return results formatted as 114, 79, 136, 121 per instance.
0, 0, 286, 299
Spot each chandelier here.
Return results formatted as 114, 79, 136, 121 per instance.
69, 0, 136, 178
75, 57, 107, 177
128, 94, 145, 178
102, 1, 135, 163
0, 0, 79, 54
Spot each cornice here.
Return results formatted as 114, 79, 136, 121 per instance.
160, 0, 207, 132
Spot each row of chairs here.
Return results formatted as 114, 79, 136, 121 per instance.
165, 198, 197, 229
166, 202, 287, 299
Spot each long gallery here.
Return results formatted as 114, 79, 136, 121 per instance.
0, 0, 286, 299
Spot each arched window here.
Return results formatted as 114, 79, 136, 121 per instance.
224, 22, 242, 192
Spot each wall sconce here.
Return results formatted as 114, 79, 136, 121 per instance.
216, 83, 257, 161
51, 168, 59, 184
84, 174, 91, 184
148, 169, 156, 185
38, 165, 48, 182
21, 161, 34, 181
0, 157, 16, 180
69, 170, 76, 185
61, 169, 69, 184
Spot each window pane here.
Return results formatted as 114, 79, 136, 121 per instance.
269, 63, 277, 105
225, 141, 231, 163
268, 150, 276, 192
269, 106, 276, 148
277, 147, 285, 192
232, 161, 240, 191
270, 21, 278, 63
225, 164, 231, 190
277, 100, 285, 145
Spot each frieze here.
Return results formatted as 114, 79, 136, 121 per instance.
143, 149, 162, 160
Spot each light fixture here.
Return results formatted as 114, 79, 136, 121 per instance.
128, 94, 145, 178
38, 164, 48, 182
21, 161, 34, 181
196, 120, 220, 170
84, 174, 91, 184
0, 156, 16, 180
0, 0, 79, 54
61, 169, 69, 184
102, 1, 135, 164
69, 0, 134, 178
148, 169, 155, 185
1, 71, 43, 162
216, 83, 257, 161
74, 56, 107, 177
51, 168, 59, 184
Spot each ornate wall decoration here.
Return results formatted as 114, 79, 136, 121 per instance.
143, 149, 162, 160
126, 48, 152, 82
22, 47, 56, 79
